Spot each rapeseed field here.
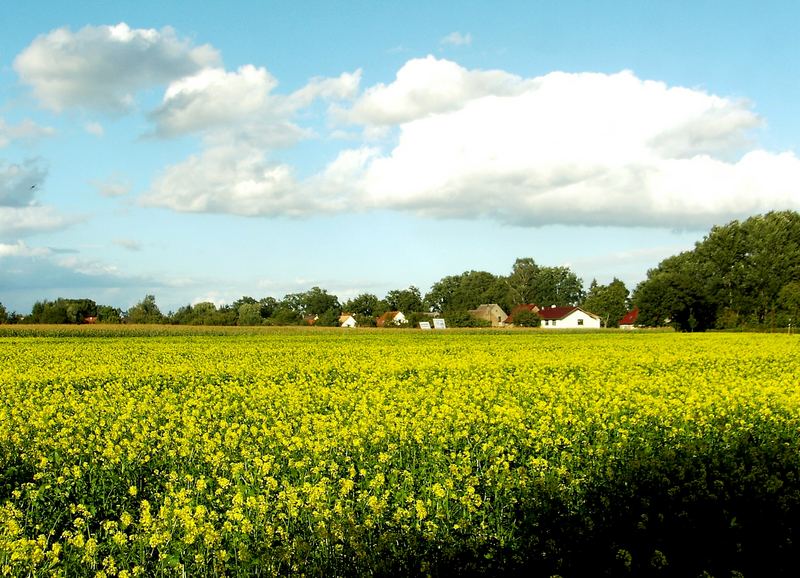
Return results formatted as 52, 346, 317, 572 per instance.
0, 328, 798, 576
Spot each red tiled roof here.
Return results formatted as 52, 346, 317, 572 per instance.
376, 311, 401, 327
619, 307, 639, 325
537, 306, 579, 320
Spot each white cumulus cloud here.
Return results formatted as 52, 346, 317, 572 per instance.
14, 23, 220, 113
142, 57, 800, 229
151, 65, 361, 143
143, 64, 362, 214
341, 64, 797, 228
338, 55, 523, 125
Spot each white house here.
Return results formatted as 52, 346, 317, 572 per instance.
376, 311, 407, 327
538, 306, 601, 329
339, 314, 357, 328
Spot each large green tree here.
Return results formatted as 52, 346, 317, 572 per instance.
582, 278, 630, 327
503, 258, 541, 306
126, 295, 165, 324
343, 293, 381, 317
531, 266, 584, 307
385, 286, 423, 313
634, 211, 800, 330
424, 271, 506, 313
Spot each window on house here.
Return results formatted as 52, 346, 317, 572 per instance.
552, 320, 556, 326
578, 319, 584, 326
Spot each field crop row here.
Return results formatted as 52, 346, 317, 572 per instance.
0, 330, 799, 576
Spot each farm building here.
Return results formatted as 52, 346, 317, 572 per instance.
619, 307, 639, 330
468, 304, 508, 327
339, 314, 357, 328
538, 305, 601, 329
376, 311, 407, 327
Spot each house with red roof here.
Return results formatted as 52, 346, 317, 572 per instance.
619, 307, 639, 330
538, 305, 601, 329
376, 311, 407, 327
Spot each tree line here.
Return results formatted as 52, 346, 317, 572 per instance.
1, 211, 798, 331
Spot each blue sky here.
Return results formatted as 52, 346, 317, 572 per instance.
2, 1, 799, 313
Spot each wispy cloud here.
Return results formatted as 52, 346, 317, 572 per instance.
440, 31, 472, 47
91, 174, 132, 198
85, 121, 104, 137
113, 238, 142, 251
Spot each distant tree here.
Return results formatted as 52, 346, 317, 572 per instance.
444, 311, 492, 328
633, 211, 800, 329
532, 266, 584, 307
232, 296, 257, 309
192, 302, 218, 325
385, 286, 423, 313
279, 293, 305, 315
0, 302, 7, 324
258, 297, 279, 319
512, 309, 540, 327
316, 308, 341, 327
353, 313, 376, 327
582, 278, 630, 327
269, 307, 303, 326
424, 271, 504, 313
65, 299, 97, 324
237, 302, 263, 326
97, 305, 122, 324
633, 267, 714, 332
504, 258, 541, 306
344, 293, 380, 317
126, 295, 165, 324
301, 287, 340, 316
779, 281, 800, 324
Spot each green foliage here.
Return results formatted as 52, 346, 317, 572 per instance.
779, 281, 800, 322
634, 211, 800, 330
315, 308, 341, 327
125, 295, 165, 324
268, 307, 303, 326
26, 298, 98, 324
511, 308, 540, 327
344, 293, 380, 317
424, 271, 508, 313
444, 310, 492, 327
385, 286, 423, 313
301, 286, 341, 316
0, 303, 6, 324
236, 302, 263, 326
582, 278, 630, 327
97, 305, 122, 324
